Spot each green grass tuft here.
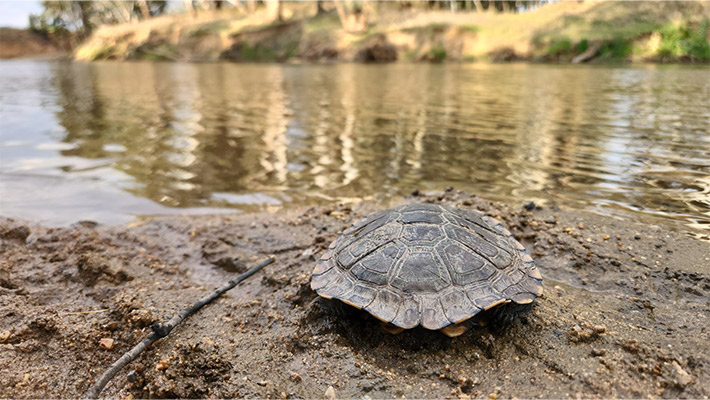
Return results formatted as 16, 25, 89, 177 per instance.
658, 18, 710, 60
600, 37, 632, 58
428, 45, 446, 62
547, 38, 573, 55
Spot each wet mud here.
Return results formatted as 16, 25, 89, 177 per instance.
1, 189, 709, 399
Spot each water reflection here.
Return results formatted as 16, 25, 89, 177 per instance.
0, 61, 708, 237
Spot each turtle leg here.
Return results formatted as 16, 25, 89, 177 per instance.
488, 301, 533, 325
380, 322, 405, 334
311, 297, 355, 317
440, 318, 480, 337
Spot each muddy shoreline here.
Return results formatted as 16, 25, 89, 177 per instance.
1, 189, 708, 398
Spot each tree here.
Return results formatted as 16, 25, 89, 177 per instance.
31, 0, 167, 36
265, 0, 282, 22
334, 1, 367, 34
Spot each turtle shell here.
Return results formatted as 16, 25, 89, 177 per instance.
311, 203, 543, 331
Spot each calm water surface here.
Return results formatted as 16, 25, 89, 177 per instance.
1, 61, 708, 238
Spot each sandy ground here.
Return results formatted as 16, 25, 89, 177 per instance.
1, 189, 709, 399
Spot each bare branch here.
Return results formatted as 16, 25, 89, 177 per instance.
84, 257, 275, 399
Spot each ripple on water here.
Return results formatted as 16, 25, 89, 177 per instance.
0, 61, 708, 238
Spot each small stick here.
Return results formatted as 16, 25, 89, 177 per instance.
84, 257, 274, 399
59, 309, 109, 316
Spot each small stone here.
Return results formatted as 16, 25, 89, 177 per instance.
603, 235, 610, 240
590, 349, 606, 357
578, 223, 584, 230
155, 360, 169, 371
289, 371, 302, 382
0, 330, 10, 343
672, 361, 692, 387
325, 385, 336, 400
593, 325, 606, 334
257, 380, 269, 387
126, 370, 137, 382
523, 202, 536, 211
104, 321, 119, 331
98, 338, 114, 350
2, 225, 31, 241
488, 393, 498, 399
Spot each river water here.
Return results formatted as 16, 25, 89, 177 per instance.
0, 61, 708, 238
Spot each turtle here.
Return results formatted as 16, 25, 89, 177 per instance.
310, 203, 543, 337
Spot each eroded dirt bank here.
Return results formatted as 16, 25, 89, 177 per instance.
1, 189, 709, 398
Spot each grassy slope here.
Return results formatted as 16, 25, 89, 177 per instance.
74, 1, 710, 63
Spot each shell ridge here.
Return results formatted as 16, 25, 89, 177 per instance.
454, 237, 508, 274
467, 225, 515, 257
447, 208, 505, 237
385, 239, 408, 286
345, 239, 397, 280
431, 240, 455, 292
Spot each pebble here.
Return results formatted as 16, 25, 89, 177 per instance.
2, 225, 31, 241
155, 360, 169, 371
98, 338, 114, 350
590, 349, 606, 357
325, 385, 336, 400
104, 321, 119, 331
672, 361, 692, 387
289, 371, 302, 382
0, 330, 10, 343
257, 380, 269, 386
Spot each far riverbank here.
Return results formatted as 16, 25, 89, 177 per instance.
3, 1, 708, 64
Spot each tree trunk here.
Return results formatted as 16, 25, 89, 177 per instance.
334, 1, 349, 28
246, 0, 256, 14
316, 0, 326, 15
184, 0, 195, 15
137, 0, 151, 19
473, 0, 483, 11
265, 0, 281, 22
77, 0, 92, 36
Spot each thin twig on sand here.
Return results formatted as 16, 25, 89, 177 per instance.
84, 257, 275, 399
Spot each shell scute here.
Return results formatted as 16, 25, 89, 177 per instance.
390, 295, 420, 329
439, 289, 480, 324
420, 296, 450, 330
390, 249, 451, 293
339, 284, 378, 309
365, 289, 402, 323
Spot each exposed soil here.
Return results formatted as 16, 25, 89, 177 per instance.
0, 28, 66, 59
1, 189, 709, 399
